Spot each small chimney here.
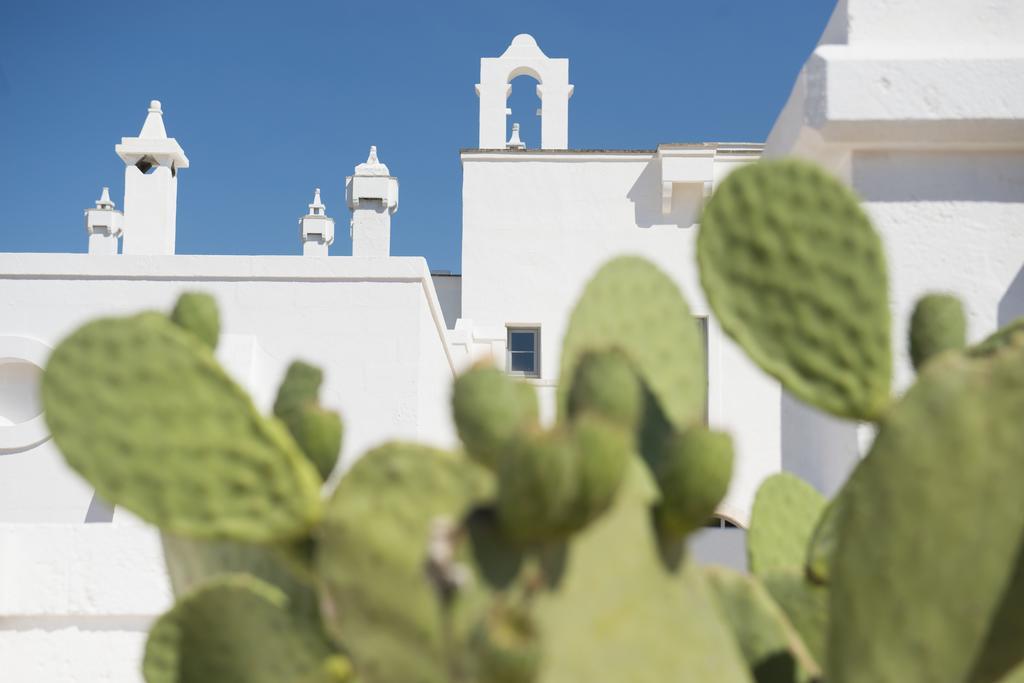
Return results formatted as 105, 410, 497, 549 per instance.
84, 187, 123, 255
299, 188, 334, 256
115, 100, 189, 255
346, 146, 398, 257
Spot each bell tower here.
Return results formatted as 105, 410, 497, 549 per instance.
476, 34, 573, 150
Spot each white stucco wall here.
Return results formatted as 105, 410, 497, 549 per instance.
766, 0, 1024, 496
459, 147, 776, 524
430, 273, 462, 330
0, 253, 456, 681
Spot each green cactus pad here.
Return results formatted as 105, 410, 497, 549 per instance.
805, 484, 851, 585
468, 602, 543, 683
496, 427, 579, 545
747, 473, 826, 576
558, 257, 706, 430
170, 291, 220, 350
968, 317, 1024, 358
706, 566, 819, 683
316, 442, 493, 683
279, 408, 343, 480
143, 574, 346, 683
42, 313, 322, 542
828, 341, 1024, 682
567, 350, 644, 429
567, 412, 632, 529
513, 459, 752, 683
452, 363, 539, 470
761, 569, 829, 669
161, 533, 319, 618
909, 293, 967, 370
698, 159, 891, 420
648, 426, 733, 538
274, 361, 324, 417
272, 361, 343, 478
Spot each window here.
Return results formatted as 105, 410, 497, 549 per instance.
507, 327, 540, 377
705, 516, 740, 529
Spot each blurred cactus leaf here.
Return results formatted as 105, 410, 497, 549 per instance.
559, 256, 706, 430
143, 574, 348, 683
316, 442, 493, 683
698, 159, 891, 420
828, 341, 1024, 682
706, 566, 820, 682
748, 473, 826, 576
42, 312, 322, 542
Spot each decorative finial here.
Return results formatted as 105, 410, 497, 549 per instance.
308, 187, 325, 216
354, 145, 390, 176
95, 186, 115, 210
138, 99, 169, 139
507, 122, 525, 150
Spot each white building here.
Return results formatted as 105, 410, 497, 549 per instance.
2, 1, 1024, 677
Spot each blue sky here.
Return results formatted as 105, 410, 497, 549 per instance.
0, 1, 836, 273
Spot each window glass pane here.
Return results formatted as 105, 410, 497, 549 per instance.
509, 331, 535, 352
510, 351, 535, 373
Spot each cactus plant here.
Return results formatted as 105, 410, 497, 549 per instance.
908, 293, 966, 370
316, 442, 493, 683
648, 425, 734, 538
170, 291, 220, 350
143, 574, 350, 683
760, 568, 829, 668
706, 566, 819, 682
42, 310, 322, 541
452, 363, 540, 470
747, 473, 827, 576
37, 157, 1024, 683
968, 316, 1024, 357
274, 361, 344, 479
827, 340, 1024, 682
698, 159, 891, 421
566, 349, 644, 429
558, 256, 706, 431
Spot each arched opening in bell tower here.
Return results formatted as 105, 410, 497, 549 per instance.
506, 69, 543, 150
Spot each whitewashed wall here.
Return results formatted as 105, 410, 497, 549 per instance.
766, 0, 1024, 495
459, 147, 776, 525
0, 254, 456, 682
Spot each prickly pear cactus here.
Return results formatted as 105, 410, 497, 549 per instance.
558, 256, 706, 430
496, 426, 580, 545
567, 350, 644, 428
968, 316, 1024, 357
706, 566, 819, 683
747, 473, 826, 576
170, 291, 220, 350
143, 574, 350, 683
315, 442, 494, 683
908, 293, 966, 370
647, 426, 733, 538
698, 159, 891, 421
491, 460, 752, 683
161, 533, 319, 618
274, 361, 343, 479
828, 339, 1024, 682
42, 311, 322, 541
452, 363, 539, 470
805, 481, 852, 585
467, 601, 542, 683
566, 412, 632, 529
761, 568, 829, 669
